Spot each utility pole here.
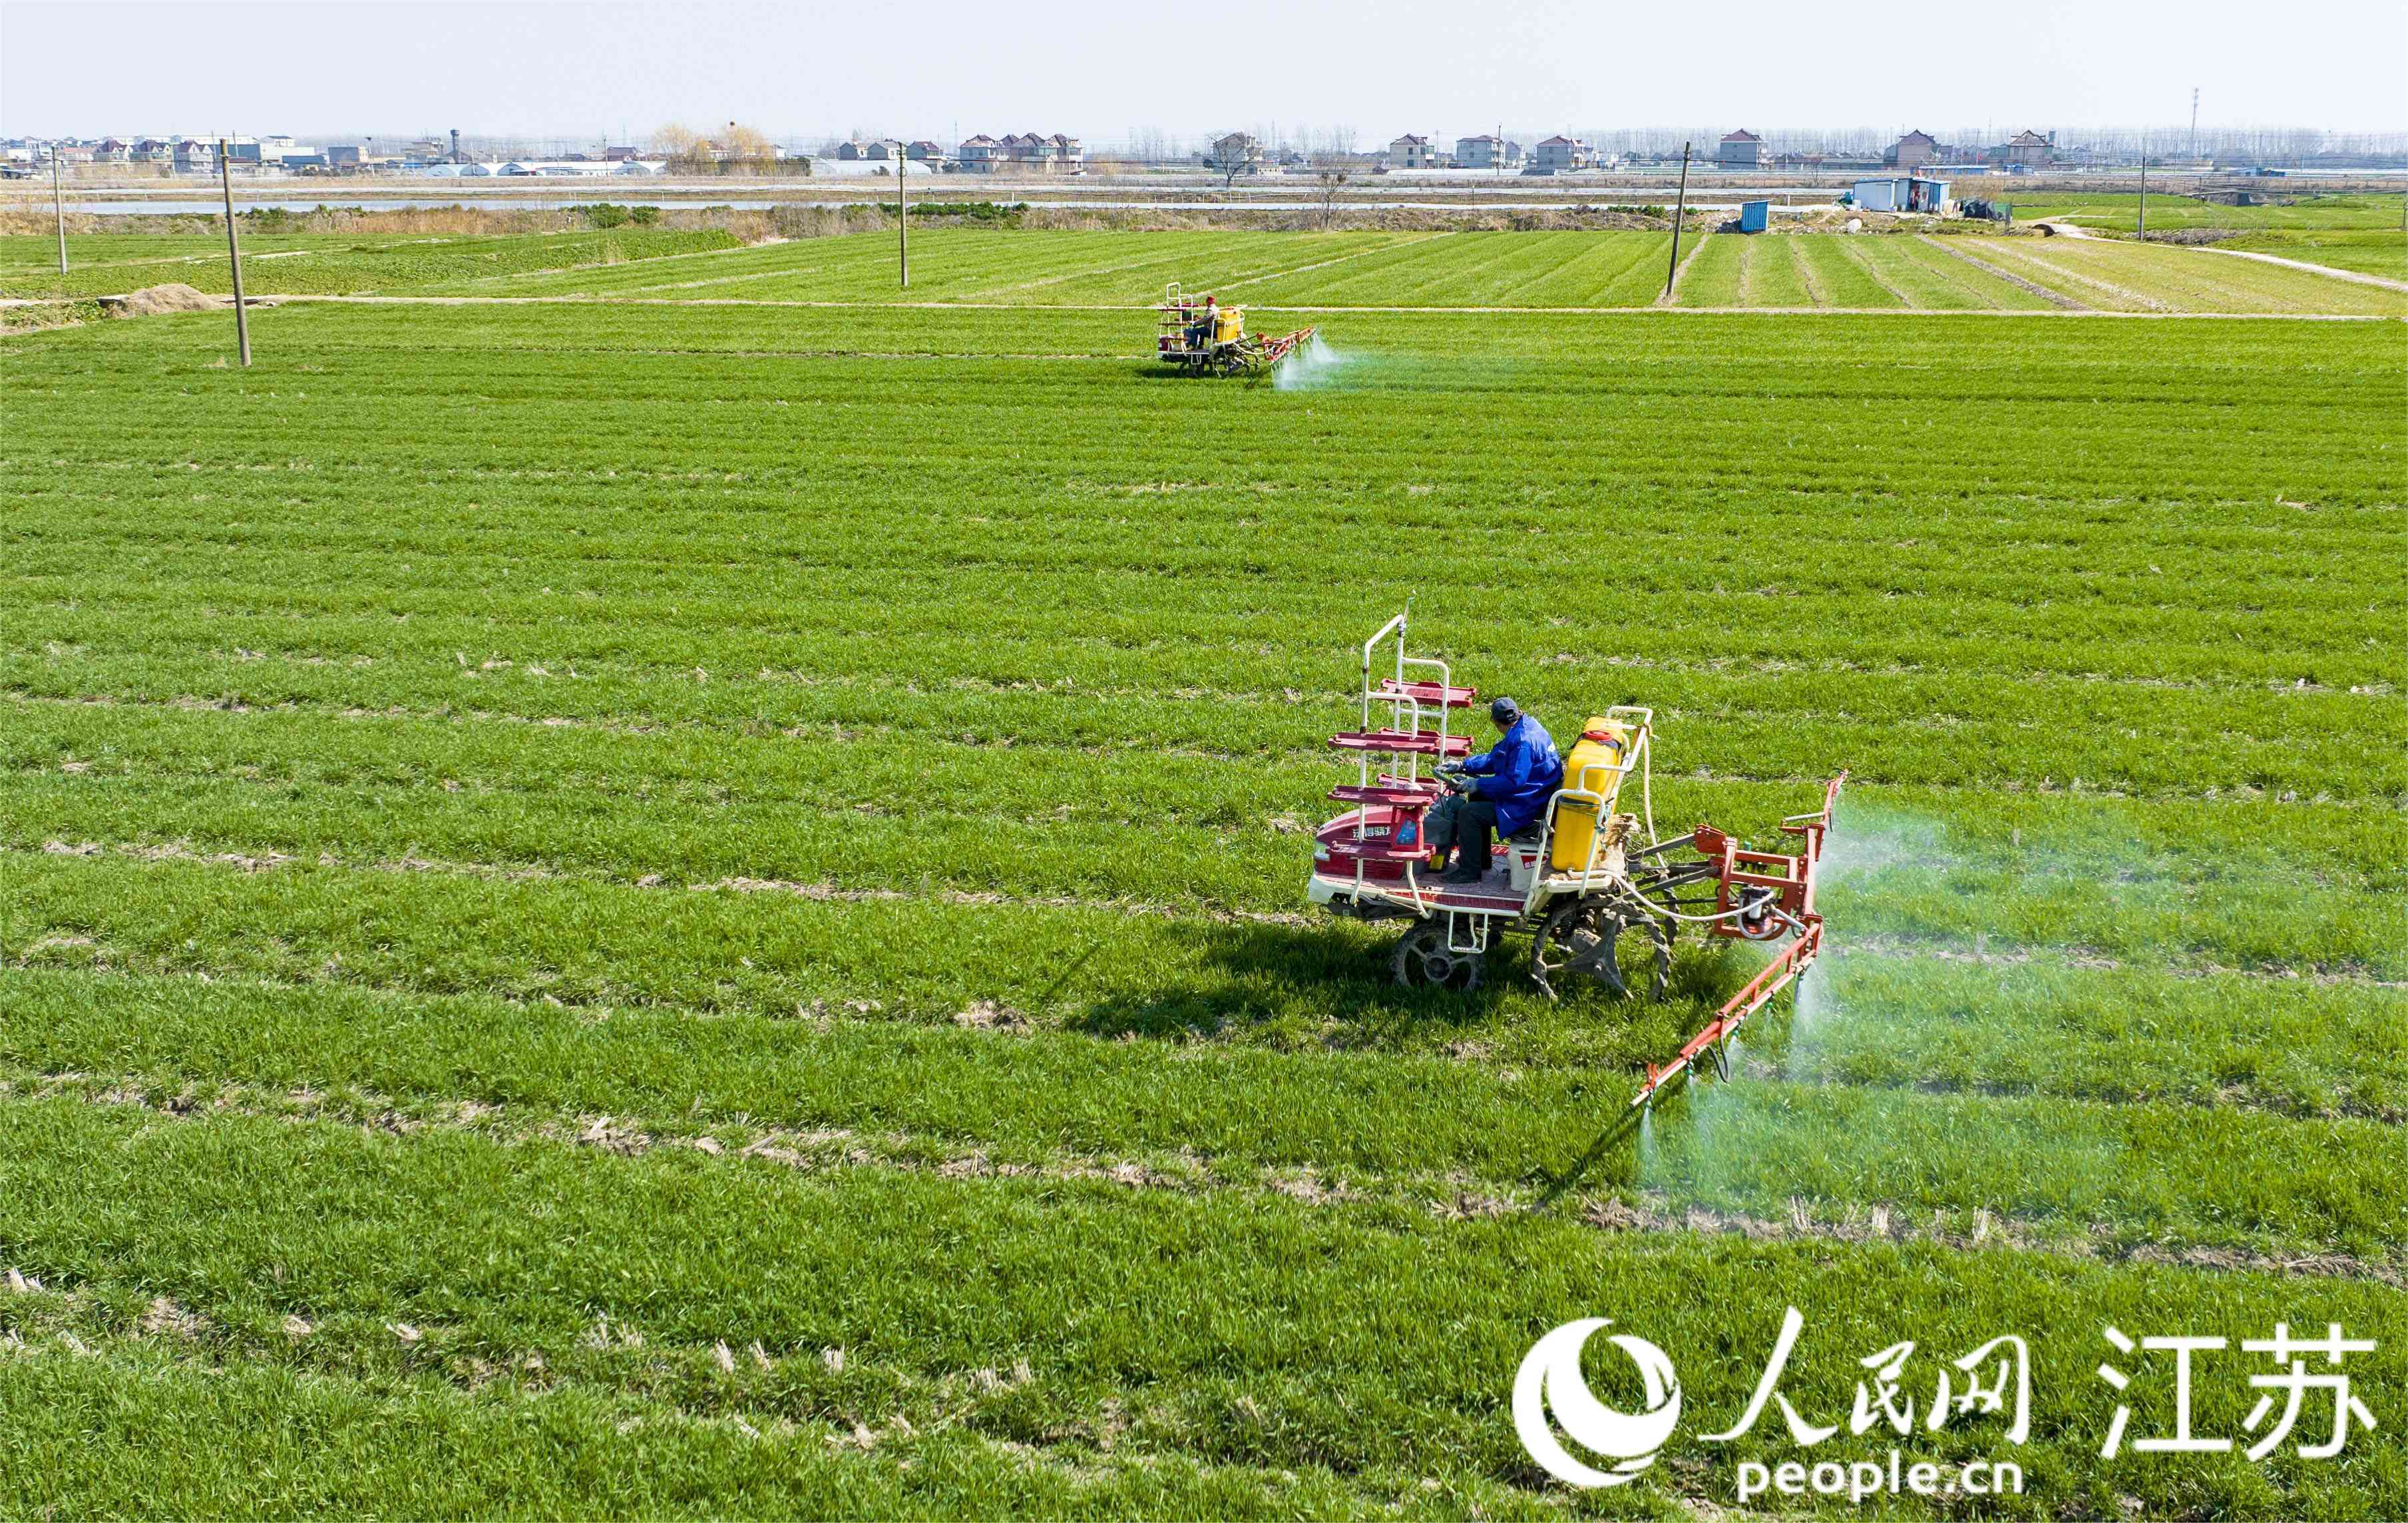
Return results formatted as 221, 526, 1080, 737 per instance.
2136, 136, 2146, 242
52, 149, 67, 274
1664, 141, 1692, 300
2190, 88, 2199, 162
897, 144, 909, 289
218, 139, 251, 367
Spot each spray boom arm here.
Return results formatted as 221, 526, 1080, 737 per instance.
1629, 772, 1846, 1110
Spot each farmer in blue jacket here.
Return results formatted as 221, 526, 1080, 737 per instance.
1426, 697, 1563, 884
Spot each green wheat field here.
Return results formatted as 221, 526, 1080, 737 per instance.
2, 218, 2403, 1516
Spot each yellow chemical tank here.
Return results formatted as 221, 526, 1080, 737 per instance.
1547, 717, 1633, 872
1213, 306, 1245, 343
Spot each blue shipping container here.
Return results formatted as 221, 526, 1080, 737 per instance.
1739, 200, 1769, 233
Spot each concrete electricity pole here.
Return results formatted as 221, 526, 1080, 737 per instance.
1665, 142, 1693, 300
2137, 135, 2148, 242
898, 145, 910, 289
218, 139, 252, 367
52, 149, 67, 274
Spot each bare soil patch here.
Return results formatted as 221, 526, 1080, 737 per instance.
101, 284, 224, 317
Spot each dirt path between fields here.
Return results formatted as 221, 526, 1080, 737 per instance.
2194, 244, 2408, 291
2036, 222, 2408, 294
32, 291, 2398, 321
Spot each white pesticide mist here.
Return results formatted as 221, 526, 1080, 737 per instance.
1273, 331, 1350, 391
1636, 801, 2153, 1231
1639, 801, 1964, 1201
1781, 803, 1947, 1078
1786, 965, 1831, 1082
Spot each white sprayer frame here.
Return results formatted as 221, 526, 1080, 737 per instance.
1326, 620, 1673, 928
1310, 616, 1842, 1017
1317, 622, 1692, 943
1346, 609, 1455, 913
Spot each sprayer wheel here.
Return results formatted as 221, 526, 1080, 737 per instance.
1619, 910, 1674, 1000
1392, 921, 1486, 993
1531, 902, 1606, 1000
1532, 901, 1671, 1001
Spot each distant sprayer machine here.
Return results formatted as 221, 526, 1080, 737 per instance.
1306, 612, 1848, 1113
1156, 283, 1316, 375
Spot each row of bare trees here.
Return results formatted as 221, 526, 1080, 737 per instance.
651, 122, 780, 174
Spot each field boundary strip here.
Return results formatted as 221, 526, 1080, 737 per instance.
37, 646, 2393, 708
1917, 236, 2088, 310
17, 839, 2405, 988
204, 292, 2405, 319
0, 1320, 984, 1460
1205, 230, 1458, 294
1832, 236, 1916, 305
449, 233, 797, 290
3, 1059, 2399, 1285
480, 258, 850, 299
17, 687, 2405, 795
514, 232, 1410, 303
10, 835, 1309, 927
1893, 237, 2017, 308
2195, 242, 2408, 292
598, 236, 1236, 301
1788, 238, 1832, 308
1658, 231, 1710, 306
966, 231, 1459, 302
959, 241, 1358, 300
1974, 240, 2176, 312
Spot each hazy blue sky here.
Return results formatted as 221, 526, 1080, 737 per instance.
5, 0, 2401, 143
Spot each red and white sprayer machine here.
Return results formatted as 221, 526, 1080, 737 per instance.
1304, 612, 1847, 1112
1156, 282, 1316, 376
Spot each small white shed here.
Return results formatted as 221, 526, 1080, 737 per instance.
1852, 177, 1904, 212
